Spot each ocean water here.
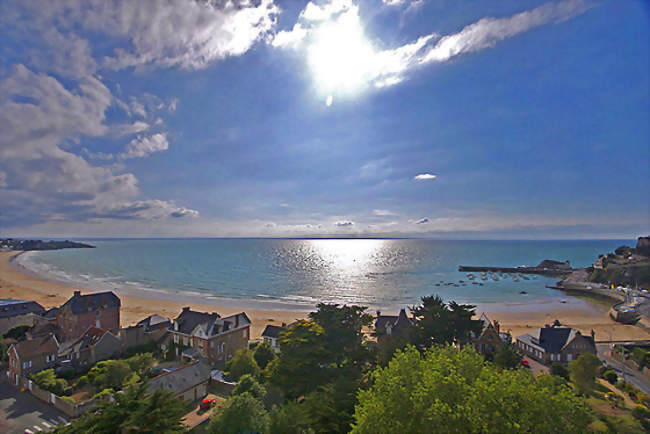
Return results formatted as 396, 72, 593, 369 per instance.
16, 239, 630, 309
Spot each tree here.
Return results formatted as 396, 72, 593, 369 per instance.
81, 359, 134, 391
209, 392, 270, 434
269, 401, 313, 434
226, 348, 260, 381
268, 320, 330, 399
410, 295, 483, 351
3, 324, 30, 341
352, 346, 591, 433
30, 369, 67, 395
233, 374, 267, 399
55, 382, 185, 433
253, 342, 276, 370
603, 369, 618, 385
550, 362, 569, 380
493, 342, 522, 369
303, 375, 360, 433
125, 352, 155, 377
569, 353, 601, 395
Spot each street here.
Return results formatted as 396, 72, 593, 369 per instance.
0, 377, 68, 434
596, 344, 650, 395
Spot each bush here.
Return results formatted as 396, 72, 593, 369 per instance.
233, 374, 266, 399
226, 349, 259, 381
550, 363, 569, 380
209, 392, 270, 434
31, 369, 68, 396
603, 370, 618, 385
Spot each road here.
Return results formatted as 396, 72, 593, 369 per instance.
0, 377, 69, 434
596, 344, 650, 395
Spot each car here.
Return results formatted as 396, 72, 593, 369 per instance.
200, 398, 217, 410
521, 359, 530, 368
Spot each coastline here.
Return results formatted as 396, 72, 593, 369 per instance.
2, 250, 649, 341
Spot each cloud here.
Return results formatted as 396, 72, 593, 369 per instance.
415, 218, 429, 224
414, 173, 437, 180
120, 133, 169, 159
0, 171, 6, 188
335, 220, 354, 227
421, 0, 593, 63
272, 0, 593, 94
96, 200, 198, 220
373, 209, 397, 216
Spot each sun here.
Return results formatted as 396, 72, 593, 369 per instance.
306, 9, 375, 104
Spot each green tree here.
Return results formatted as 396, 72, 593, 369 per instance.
269, 401, 313, 434
209, 392, 270, 434
303, 375, 360, 433
352, 345, 591, 433
550, 362, 569, 380
30, 369, 67, 395
81, 359, 134, 391
253, 342, 276, 370
125, 352, 155, 377
603, 370, 618, 385
410, 295, 483, 351
493, 342, 521, 369
233, 374, 267, 399
55, 382, 185, 433
568, 352, 601, 395
226, 348, 260, 381
268, 320, 329, 399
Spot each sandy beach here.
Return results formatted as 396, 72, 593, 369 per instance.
1, 250, 648, 341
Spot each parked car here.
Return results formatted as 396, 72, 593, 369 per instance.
521, 359, 530, 368
200, 398, 217, 410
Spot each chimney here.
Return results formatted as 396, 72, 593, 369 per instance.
281, 322, 286, 328
235, 315, 239, 328
376, 310, 381, 318
494, 320, 500, 334
182, 306, 190, 313
73, 290, 81, 297
591, 329, 595, 340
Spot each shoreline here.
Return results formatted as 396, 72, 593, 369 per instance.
2, 250, 649, 341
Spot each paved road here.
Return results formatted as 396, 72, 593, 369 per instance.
596, 344, 650, 395
0, 378, 68, 434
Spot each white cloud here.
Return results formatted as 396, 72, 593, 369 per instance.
414, 173, 437, 180
415, 218, 429, 224
335, 220, 354, 227
121, 133, 169, 159
373, 209, 397, 216
0, 171, 7, 188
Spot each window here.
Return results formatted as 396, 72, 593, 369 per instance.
198, 340, 204, 348
174, 334, 179, 344
243, 328, 248, 339
210, 341, 215, 348
183, 337, 188, 346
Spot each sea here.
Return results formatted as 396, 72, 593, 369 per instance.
15, 239, 630, 310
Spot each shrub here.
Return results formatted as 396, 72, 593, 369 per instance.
225, 349, 259, 381
31, 369, 68, 396
550, 362, 569, 380
233, 374, 266, 399
603, 370, 618, 385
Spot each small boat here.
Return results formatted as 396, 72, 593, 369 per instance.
513, 277, 520, 282
491, 274, 499, 281
481, 275, 488, 281
520, 274, 529, 280
467, 274, 475, 280
519, 291, 527, 295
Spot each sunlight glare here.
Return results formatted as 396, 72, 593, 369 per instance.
307, 9, 374, 100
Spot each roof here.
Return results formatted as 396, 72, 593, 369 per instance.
173, 309, 250, 338
137, 314, 171, 332
58, 327, 117, 356
147, 362, 211, 396
375, 309, 412, 333
0, 299, 45, 319
61, 291, 120, 315
12, 334, 59, 359
262, 325, 286, 339
517, 326, 594, 354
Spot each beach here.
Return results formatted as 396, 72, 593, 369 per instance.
1, 250, 649, 341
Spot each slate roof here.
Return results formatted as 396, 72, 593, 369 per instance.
61, 291, 120, 315
12, 334, 59, 359
375, 309, 412, 333
0, 299, 45, 319
58, 327, 115, 356
517, 326, 594, 354
173, 309, 250, 338
147, 362, 211, 396
262, 325, 286, 339
137, 314, 171, 332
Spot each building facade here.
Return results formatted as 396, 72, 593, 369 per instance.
56, 291, 121, 341
516, 324, 596, 365
6, 334, 59, 385
0, 298, 45, 335
58, 327, 122, 370
169, 307, 250, 365
471, 313, 511, 358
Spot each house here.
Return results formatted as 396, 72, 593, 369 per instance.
516, 323, 596, 365
56, 291, 121, 341
0, 298, 45, 334
6, 334, 59, 385
169, 307, 251, 365
374, 309, 413, 344
120, 314, 171, 350
137, 314, 171, 333
57, 327, 122, 370
261, 324, 287, 353
470, 313, 511, 358
146, 361, 211, 402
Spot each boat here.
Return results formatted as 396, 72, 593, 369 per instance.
491, 274, 499, 281
481, 275, 488, 281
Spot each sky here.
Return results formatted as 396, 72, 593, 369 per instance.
0, 0, 648, 239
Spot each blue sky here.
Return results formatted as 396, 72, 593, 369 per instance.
0, 0, 648, 238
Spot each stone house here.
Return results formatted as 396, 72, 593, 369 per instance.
261, 324, 287, 354
516, 323, 596, 365
146, 361, 211, 402
374, 308, 413, 345
6, 334, 59, 385
0, 298, 45, 335
470, 313, 511, 358
169, 307, 250, 365
57, 327, 122, 370
56, 291, 121, 341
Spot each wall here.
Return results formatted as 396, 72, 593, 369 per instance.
19, 377, 96, 418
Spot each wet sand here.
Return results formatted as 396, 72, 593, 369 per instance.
1, 251, 648, 341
